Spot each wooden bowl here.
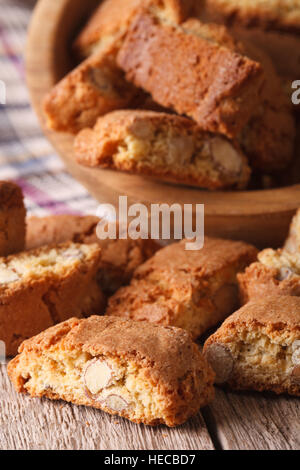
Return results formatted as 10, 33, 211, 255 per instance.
26, 0, 300, 248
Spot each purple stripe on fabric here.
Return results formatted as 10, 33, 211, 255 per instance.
0, 25, 24, 78
14, 178, 82, 215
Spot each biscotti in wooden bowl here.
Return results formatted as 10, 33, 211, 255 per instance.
26, 0, 300, 247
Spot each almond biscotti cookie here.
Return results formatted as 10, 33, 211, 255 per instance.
238, 248, 300, 303
8, 316, 215, 427
75, 110, 251, 190
284, 209, 300, 253
26, 214, 159, 294
182, 19, 295, 171
43, 45, 142, 134
204, 296, 300, 396
75, 0, 197, 58
0, 242, 106, 356
205, 0, 300, 33
117, 14, 295, 171
117, 13, 264, 140
0, 181, 26, 256
107, 237, 258, 339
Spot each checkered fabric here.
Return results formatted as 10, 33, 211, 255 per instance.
0, 0, 99, 216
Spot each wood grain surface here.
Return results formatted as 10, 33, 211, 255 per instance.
1, 362, 299, 450
0, 364, 214, 451
25, 0, 300, 249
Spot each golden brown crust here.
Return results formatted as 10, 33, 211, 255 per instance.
8, 316, 215, 427
220, 295, 300, 329
43, 46, 140, 134
0, 181, 26, 257
26, 214, 160, 294
117, 13, 264, 139
205, 0, 300, 34
238, 262, 300, 304
75, 110, 251, 190
0, 243, 106, 356
107, 237, 258, 338
203, 296, 300, 396
75, 0, 197, 57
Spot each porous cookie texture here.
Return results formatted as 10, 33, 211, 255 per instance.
43, 45, 140, 134
0, 242, 106, 356
205, 0, 300, 33
117, 14, 295, 171
107, 237, 258, 339
238, 247, 300, 303
26, 214, 160, 294
204, 296, 300, 396
117, 13, 264, 140
75, 110, 251, 190
8, 316, 215, 427
284, 209, 300, 253
74, 0, 197, 57
0, 181, 26, 256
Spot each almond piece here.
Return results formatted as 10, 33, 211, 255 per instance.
292, 346, 300, 366
292, 340, 300, 352
104, 394, 129, 412
205, 343, 234, 384
277, 267, 294, 281
0, 266, 19, 284
210, 137, 242, 176
84, 359, 113, 395
89, 68, 117, 97
62, 248, 84, 260
291, 365, 300, 385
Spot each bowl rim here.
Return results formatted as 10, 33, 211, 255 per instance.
25, 0, 300, 219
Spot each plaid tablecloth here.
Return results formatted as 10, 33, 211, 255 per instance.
0, 0, 99, 216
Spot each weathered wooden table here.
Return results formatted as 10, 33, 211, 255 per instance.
1, 363, 299, 450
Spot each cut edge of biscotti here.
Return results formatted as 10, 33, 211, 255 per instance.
8, 316, 215, 427
238, 247, 300, 303
43, 45, 141, 134
117, 11, 265, 139
0, 241, 101, 289
203, 296, 300, 396
74, 110, 251, 190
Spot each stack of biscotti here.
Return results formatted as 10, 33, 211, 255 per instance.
238, 208, 300, 303
202, 212, 300, 397
43, 0, 296, 190
201, 209, 300, 397
203, 0, 300, 115
106, 237, 258, 339
0, 182, 160, 356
